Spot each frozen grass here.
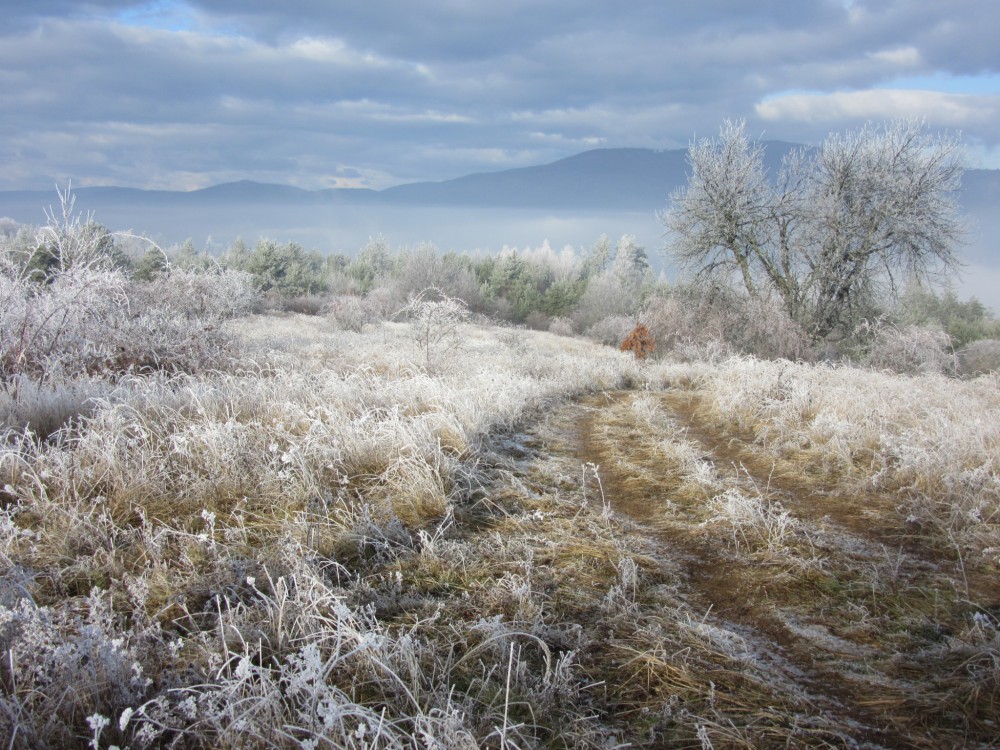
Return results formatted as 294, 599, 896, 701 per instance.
574, 383, 1000, 747
3, 307, 998, 747
0, 314, 642, 747
649, 355, 1000, 562
705, 489, 799, 557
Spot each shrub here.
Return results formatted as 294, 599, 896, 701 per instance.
349, 235, 393, 293
325, 268, 361, 296
129, 267, 260, 323
1, 197, 256, 385
274, 293, 328, 315
620, 322, 655, 360
397, 288, 470, 370
524, 311, 550, 331
860, 322, 956, 375
239, 239, 327, 297
0, 265, 129, 381
584, 315, 634, 347
572, 270, 635, 333
0, 590, 152, 748
958, 338, 1000, 377
326, 294, 373, 332
390, 244, 486, 311
642, 286, 809, 361
641, 293, 704, 352
133, 247, 168, 281
897, 285, 1000, 348
548, 317, 575, 337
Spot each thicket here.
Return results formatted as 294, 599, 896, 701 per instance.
620, 323, 655, 359
0, 190, 259, 438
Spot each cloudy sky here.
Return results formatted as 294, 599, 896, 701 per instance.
1, 0, 998, 192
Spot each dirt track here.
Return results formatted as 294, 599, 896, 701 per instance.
511, 388, 1000, 749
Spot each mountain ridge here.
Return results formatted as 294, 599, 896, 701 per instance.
2, 144, 997, 216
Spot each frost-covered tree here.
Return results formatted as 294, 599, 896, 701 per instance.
350, 235, 394, 293
398, 287, 470, 370
662, 119, 965, 338
573, 234, 654, 335
240, 239, 326, 296
391, 243, 485, 310
612, 234, 651, 296
582, 234, 613, 279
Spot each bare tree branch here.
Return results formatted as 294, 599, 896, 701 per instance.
662, 120, 965, 339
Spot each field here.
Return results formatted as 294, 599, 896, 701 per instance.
1, 309, 998, 749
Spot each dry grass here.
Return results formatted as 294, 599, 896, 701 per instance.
574, 367, 1000, 747
0, 315, 646, 748
2, 311, 997, 748
658, 357, 1000, 564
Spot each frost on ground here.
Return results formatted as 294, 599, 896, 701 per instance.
574, 362, 1000, 749
1, 313, 998, 748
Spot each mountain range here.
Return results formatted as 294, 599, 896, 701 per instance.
1, 145, 997, 283
0, 146, 695, 214
5, 142, 995, 215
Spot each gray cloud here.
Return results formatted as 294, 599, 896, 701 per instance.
1, 0, 998, 191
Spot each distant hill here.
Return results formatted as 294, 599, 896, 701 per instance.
377, 147, 690, 209
2, 144, 996, 218
376, 142, 811, 209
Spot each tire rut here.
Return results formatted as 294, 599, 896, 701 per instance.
556, 388, 995, 749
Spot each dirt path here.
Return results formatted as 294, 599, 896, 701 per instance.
521, 388, 999, 749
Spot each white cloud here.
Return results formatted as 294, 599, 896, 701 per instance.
965, 141, 1000, 170
2, 2, 1000, 190
529, 132, 607, 147
287, 36, 391, 68
868, 46, 921, 68
756, 89, 1000, 128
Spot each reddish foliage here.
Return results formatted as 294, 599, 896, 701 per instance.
620, 323, 655, 360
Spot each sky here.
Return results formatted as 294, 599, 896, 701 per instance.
1, 0, 999, 192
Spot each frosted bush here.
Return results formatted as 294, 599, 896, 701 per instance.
367, 285, 407, 320
397, 289, 470, 370
862, 322, 956, 375
643, 289, 808, 360
1, 195, 256, 385
0, 590, 151, 748
706, 488, 797, 555
327, 294, 374, 332
548, 316, 575, 337
389, 243, 486, 312
958, 338, 1000, 377
129, 267, 260, 323
0, 217, 18, 238
737, 294, 809, 360
584, 315, 633, 347
641, 295, 700, 352
0, 265, 129, 381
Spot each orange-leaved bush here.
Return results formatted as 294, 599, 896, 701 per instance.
620, 322, 655, 360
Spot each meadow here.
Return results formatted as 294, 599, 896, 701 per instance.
1, 201, 999, 748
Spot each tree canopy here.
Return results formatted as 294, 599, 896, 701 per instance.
662, 120, 965, 338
